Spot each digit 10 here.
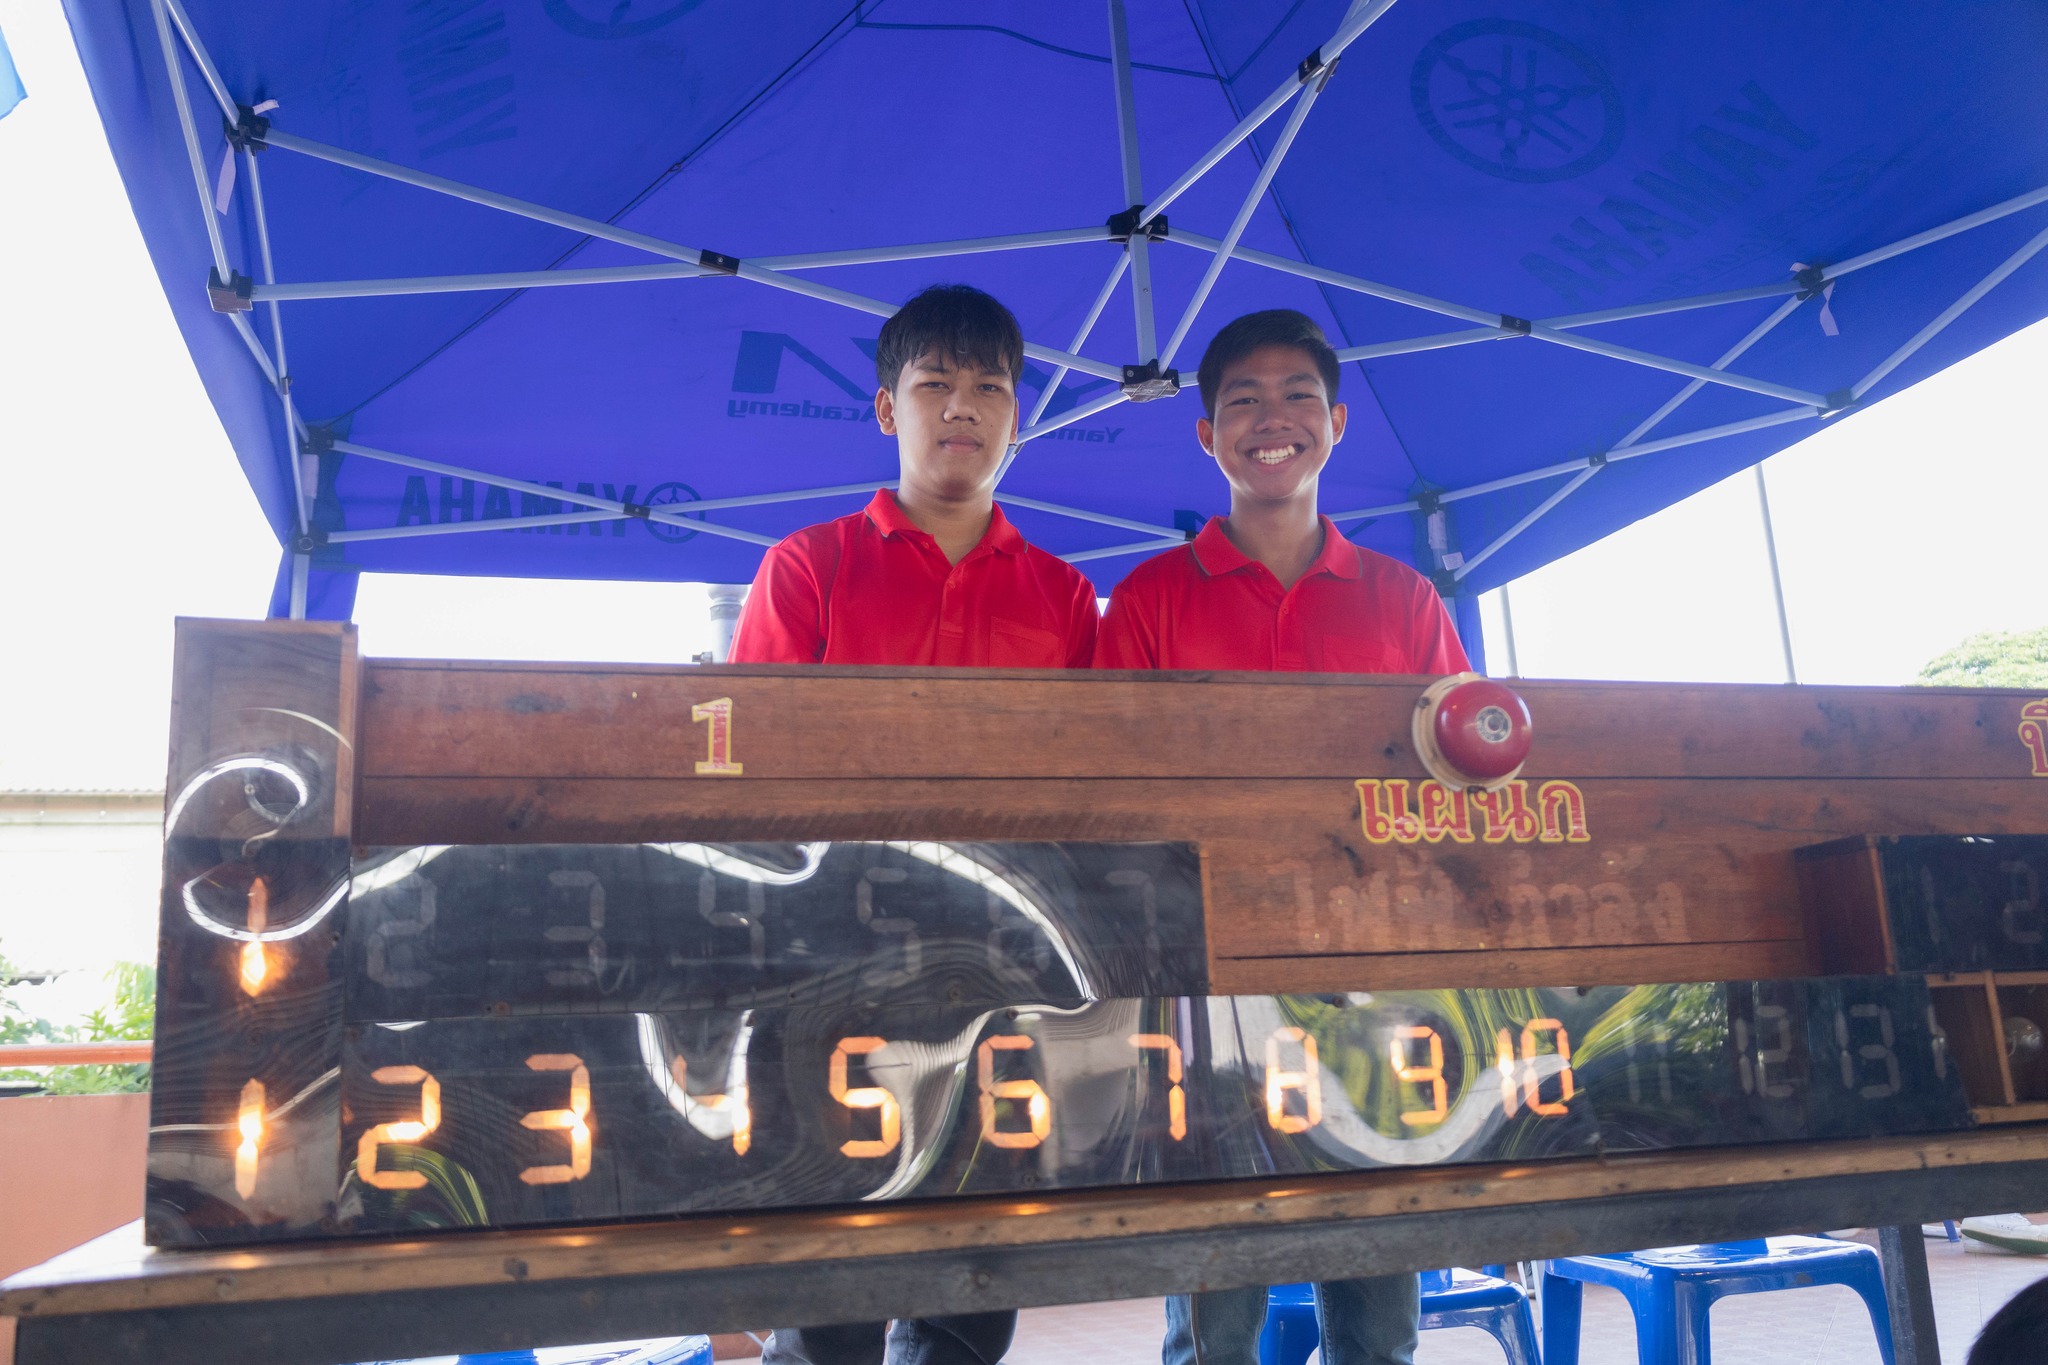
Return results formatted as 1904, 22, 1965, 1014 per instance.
692, 697, 744, 776
1265, 1026, 1322, 1133
978, 1037, 1051, 1149
1389, 1026, 1448, 1126
1496, 1019, 1574, 1117
831, 1037, 902, 1158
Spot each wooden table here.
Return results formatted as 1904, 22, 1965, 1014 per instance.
8, 1125, 2043, 1365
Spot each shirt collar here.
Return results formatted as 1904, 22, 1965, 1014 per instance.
1191, 514, 1362, 580
863, 489, 1025, 557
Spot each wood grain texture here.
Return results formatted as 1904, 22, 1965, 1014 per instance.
358, 774, 2048, 984
358, 662, 2048, 782
13, 1125, 2048, 1318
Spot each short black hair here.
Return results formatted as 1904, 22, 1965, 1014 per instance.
1970, 1275, 2048, 1365
875, 284, 1025, 393
1196, 309, 1341, 418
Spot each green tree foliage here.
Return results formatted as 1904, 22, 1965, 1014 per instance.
1917, 626, 2048, 688
0, 944, 154, 1095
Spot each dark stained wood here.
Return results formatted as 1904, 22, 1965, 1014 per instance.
1928, 975, 2011, 1109
358, 774, 2048, 985
13, 1126, 2048, 1319
1795, 837, 1896, 975
358, 661, 2048, 783
1209, 940, 1810, 992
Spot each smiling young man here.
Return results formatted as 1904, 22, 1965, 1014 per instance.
732, 284, 1095, 1365
1097, 309, 1468, 1365
730, 283, 1098, 671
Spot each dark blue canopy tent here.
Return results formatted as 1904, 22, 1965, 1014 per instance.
65, 0, 2048, 668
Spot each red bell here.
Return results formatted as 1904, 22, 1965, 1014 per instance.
1412, 673, 1533, 790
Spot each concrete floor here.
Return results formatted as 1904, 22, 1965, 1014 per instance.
718, 1232, 2046, 1364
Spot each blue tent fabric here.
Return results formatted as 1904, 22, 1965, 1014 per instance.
0, 23, 25, 120
64, 2, 2048, 656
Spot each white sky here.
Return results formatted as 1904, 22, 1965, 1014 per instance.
1, 3, 2044, 794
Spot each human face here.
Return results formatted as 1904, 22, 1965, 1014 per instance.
876, 351, 1018, 503
1197, 344, 1348, 509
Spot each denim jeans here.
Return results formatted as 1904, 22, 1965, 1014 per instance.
1162, 1274, 1419, 1365
763, 1310, 1016, 1365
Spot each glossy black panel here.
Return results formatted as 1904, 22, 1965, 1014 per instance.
1879, 835, 2048, 972
326, 977, 1970, 1238
342, 842, 1207, 1020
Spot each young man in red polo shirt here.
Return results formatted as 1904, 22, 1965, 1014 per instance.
730, 285, 1097, 670
733, 284, 1097, 1365
1099, 309, 1468, 1365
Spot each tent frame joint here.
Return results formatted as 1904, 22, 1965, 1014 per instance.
1498, 314, 1532, 336
299, 424, 336, 456
1297, 47, 1334, 84
207, 267, 254, 313
291, 526, 329, 555
1106, 206, 1168, 243
225, 104, 271, 153
1120, 360, 1181, 402
697, 249, 741, 276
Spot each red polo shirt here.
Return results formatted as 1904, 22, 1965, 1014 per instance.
1094, 515, 1469, 674
730, 490, 1099, 667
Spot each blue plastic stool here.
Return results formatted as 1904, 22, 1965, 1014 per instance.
1260, 1269, 1540, 1365
356, 1336, 715, 1365
1540, 1237, 1895, 1365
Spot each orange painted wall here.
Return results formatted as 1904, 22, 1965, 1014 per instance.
0, 1093, 150, 1365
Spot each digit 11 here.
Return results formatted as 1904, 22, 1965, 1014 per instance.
692, 697, 744, 776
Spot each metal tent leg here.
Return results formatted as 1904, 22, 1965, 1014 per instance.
1878, 1224, 1942, 1365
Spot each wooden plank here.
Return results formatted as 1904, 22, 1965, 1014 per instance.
1208, 940, 1810, 992
357, 662, 2048, 783
1794, 836, 1896, 975
357, 775, 2046, 981
12, 1125, 2048, 1319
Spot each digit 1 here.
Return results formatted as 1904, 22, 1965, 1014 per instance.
977, 1037, 1051, 1149
1129, 1033, 1186, 1140
692, 697, 744, 776
234, 1079, 265, 1199
356, 1065, 442, 1191
670, 1056, 751, 1155
1264, 1026, 1322, 1134
1496, 1028, 1520, 1117
1520, 1018, 1575, 1115
240, 877, 270, 996
830, 1037, 902, 1158
520, 1054, 593, 1185
1389, 1026, 1448, 1127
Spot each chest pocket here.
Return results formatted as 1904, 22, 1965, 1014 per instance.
1321, 637, 1406, 675
989, 616, 1065, 667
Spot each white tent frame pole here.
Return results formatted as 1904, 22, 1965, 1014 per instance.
1018, 387, 1129, 442
1754, 463, 1798, 684
1825, 183, 2048, 280
261, 128, 1127, 382
1453, 465, 1603, 582
328, 439, 778, 547
149, 0, 230, 276
996, 495, 1180, 539
1524, 323, 1828, 408
1140, 0, 1397, 229
162, 0, 234, 118
997, 254, 1131, 486
1613, 293, 1806, 450
1108, 0, 1158, 363
1336, 282, 1806, 363
1850, 219, 2048, 400
1161, 68, 1330, 368
244, 148, 311, 535
1064, 537, 1185, 564
288, 553, 309, 619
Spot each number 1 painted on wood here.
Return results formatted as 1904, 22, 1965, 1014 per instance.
692, 697, 743, 775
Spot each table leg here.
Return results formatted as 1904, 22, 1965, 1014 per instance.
1878, 1224, 1941, 1365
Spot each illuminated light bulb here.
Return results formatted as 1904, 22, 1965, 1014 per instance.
235, 1079, 266, 1199
240, 877, 271, 995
